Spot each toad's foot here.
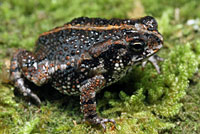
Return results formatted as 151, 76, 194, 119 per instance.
85, 117, 116, 131
14, 78, 41, 106
142, 55, 164, 74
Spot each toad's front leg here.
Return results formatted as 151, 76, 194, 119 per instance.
80, 75, 116, 131
10, 49, 50, 105
142, 55, 164, 74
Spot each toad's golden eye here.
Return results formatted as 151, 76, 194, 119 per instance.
129, 40, 145, 52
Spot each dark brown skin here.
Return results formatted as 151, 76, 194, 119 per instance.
10, 16, 163, 131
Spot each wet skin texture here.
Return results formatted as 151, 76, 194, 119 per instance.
10, 16, 163, 131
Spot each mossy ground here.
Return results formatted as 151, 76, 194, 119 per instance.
0, 0, 200, 133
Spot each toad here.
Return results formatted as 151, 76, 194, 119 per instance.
10, 16, 163, 130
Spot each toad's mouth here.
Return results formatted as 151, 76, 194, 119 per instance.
145, 43, 163, 57
129, 41, 163, 66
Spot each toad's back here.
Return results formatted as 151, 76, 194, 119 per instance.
35, 17, 156, 61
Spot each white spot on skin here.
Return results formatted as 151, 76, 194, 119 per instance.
90, 92, 95, 98
23, 93, 28, 96
71, 58, 75, 62
99, 59, 104, 64
22, 63, 27, 67
74, 91, 79, 94
115, 63, 119, 67
67, 82, 71, 85
45, 61, 48, 67
61, 64, 66, 70
55, 66, 58, 71
27, 74, 31, 79
62, 86, 66, 89
84, 72, 88, 75
26, 88, 31, 93
81, 64, 85, 68
63, 90, 68, 94
135, 23, 143, 31
93, 67, 97, 70
40, 78, 46, 85
33, 63, 37, 69
48, 67, 55, 74
116, 67, 121, 71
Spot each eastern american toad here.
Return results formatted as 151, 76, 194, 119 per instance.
10, 16, 163, 130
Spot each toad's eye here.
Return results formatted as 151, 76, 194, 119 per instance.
129, 40, 145, 52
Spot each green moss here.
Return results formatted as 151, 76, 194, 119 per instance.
141, 0, 200, 21
168, 39, 200, 134
0, 0, 200, 133
18, 117, 40, 134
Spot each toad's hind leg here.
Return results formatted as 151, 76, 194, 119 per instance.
80, 75, 116, 131
10, 49, 49, 105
